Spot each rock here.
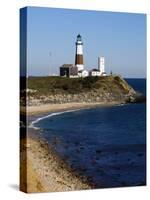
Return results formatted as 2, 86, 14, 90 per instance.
126, 93, 146, 103
24, 143, 30, 148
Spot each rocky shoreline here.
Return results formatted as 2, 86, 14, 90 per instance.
20, 127, 92, 193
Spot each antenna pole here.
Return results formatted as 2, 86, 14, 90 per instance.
49, 52, 52, 76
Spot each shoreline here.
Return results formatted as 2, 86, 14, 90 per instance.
22, 128, 93, 193
21, 101, 122, 193
24, 101, 122, 116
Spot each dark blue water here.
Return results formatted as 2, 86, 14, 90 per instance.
35, 79, 146, 188
125, 78, 146, 95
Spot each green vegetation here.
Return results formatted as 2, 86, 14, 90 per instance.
27, 75, 133, 98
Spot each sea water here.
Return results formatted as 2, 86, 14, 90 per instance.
33, 79, 146, 188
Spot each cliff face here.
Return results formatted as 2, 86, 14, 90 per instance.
21, 76, 145, 106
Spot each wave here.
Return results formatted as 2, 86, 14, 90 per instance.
29, 109, 81, 130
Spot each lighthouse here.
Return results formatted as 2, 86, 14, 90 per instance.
75, 34, 84, 71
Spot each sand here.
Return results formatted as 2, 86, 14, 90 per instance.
26, 101, 120, 115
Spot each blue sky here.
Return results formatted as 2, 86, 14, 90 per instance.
26, 7, 146, 78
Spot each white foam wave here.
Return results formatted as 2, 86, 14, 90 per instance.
29, 109, 80, 130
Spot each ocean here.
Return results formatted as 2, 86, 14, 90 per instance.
33, 78, 146, 188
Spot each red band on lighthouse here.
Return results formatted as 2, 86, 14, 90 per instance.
75, 34, 84, 71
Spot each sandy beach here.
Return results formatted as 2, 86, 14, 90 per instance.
20, 101, 121, 193
25, 101, 121, 116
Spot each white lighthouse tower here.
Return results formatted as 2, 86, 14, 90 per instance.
75, 34, 84, 71
98, 56, 106, 75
